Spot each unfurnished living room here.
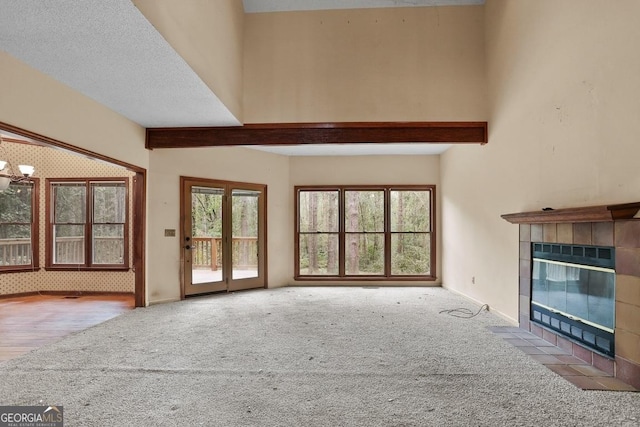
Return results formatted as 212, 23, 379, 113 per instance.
1, 0, 639, 425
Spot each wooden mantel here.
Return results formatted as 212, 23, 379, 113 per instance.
501, 202, 640, 224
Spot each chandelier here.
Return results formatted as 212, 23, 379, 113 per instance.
0, 134, 35, 191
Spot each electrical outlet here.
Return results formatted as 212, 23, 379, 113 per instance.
471, 276, 475, 284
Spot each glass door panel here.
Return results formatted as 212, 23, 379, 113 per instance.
231, 189, 260, 280
182, 178, 266, 296
191, 186, 224, 285
228, 186, 265, 291
183, 181, 226, 296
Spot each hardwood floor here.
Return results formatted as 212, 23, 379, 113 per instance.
0, 294, 134, 363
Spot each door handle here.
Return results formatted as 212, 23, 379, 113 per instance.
184, 245, 193, 250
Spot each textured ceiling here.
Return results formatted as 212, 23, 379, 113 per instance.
0, 0, 478, 156
0, 0, 239, 128
243, 0, 484, 13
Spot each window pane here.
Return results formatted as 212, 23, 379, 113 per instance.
391, 233, 431, 275
54, 184, 86, 223
345, 190, 384, 232
299, 233, 339, 275
191, 186, 223, 282
0, 225, 32, 266
391, 190, 430, 232
299, 190, 339, 232
92, 224, 124, 264
0, 183, 32, 223
345, 233, 384, 275
93, 183, 126, 223
54, 224, 85, 264
587, 270, 615, 330
232, 189, 260, 279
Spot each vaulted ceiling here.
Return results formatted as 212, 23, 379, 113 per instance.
0, 0, 484, 156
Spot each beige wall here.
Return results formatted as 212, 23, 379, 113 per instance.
147, 147, 291, 304
244, 6, 486, 122
146, 153, 441, 304
0, 141, 135, 295
0, 51, 148, 169
290, 155, 441, 285
441, 0, 640, 322
133, 0, 244, 121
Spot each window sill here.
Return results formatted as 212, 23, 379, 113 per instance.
0, 267, 41, 274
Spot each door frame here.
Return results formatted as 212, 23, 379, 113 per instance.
0, 121, 147, 307
180, 176, 268, 298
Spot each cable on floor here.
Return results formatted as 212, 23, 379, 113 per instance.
439, 304, 489, 319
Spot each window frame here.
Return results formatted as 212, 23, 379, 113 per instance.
294, 185, 436, 281
0, 178, 39, 273
45, 177, 130, 271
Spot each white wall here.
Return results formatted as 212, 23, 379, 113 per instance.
290, 155, 442, 285
147, 147, 291, 304
441, 0, 640, 322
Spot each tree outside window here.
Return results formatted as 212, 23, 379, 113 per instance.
296, 186, 435, 280
0, 181, 38, 271
47, 179, 128, 270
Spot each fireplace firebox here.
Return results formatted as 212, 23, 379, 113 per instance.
531, 243, 615, 356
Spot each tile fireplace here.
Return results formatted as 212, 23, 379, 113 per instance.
502, 203, 640, 389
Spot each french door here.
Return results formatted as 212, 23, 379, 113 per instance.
181, 177, 266, 296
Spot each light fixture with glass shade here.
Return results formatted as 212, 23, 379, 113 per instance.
0, 134, 35, 191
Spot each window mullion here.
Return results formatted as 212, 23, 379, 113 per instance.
86, 181, 92, 267
384, 188, 391, 277
338, 188, 345, 277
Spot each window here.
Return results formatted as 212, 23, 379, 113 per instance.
295, 185, 435, 280
0, 180, 38, 272
46, 178, 129, 270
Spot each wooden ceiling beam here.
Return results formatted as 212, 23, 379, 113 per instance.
145, 121, 488, 149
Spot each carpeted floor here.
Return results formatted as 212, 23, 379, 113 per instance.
0, 287, 638, 426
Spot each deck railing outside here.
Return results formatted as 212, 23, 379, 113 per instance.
1, 236, 253, 268
52, 236, 124, 264
192, 237, 258, 270
0, 238, 32, 266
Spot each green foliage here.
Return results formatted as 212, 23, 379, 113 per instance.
93, 184, 126, 224
392, 234, 431, 275
53, 184, 86, 224
192, 190, 223, 237
191, 190, 259, 238
0, 183, 32, 239
299, 188, 431, 276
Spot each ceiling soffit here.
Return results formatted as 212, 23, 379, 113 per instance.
242, 0, 484, 13
0, 0, 239, 128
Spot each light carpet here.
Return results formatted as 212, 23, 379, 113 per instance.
0, 287, 638, 426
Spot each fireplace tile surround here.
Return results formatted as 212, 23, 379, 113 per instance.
517, 220, 640, 389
